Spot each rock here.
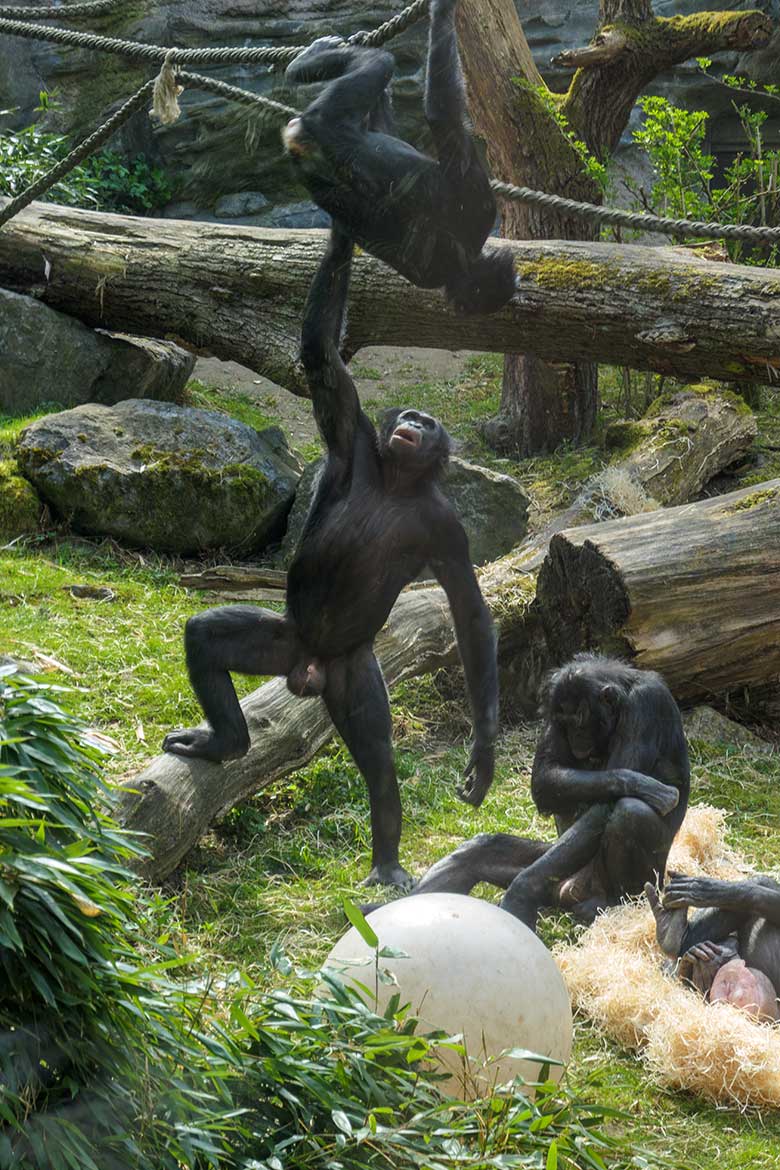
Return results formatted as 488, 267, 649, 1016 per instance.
17, 400, 303, 554
214, 191, 270, 218
683, 706, 775, 753
277, 454, 529, 568
1, 1, 773, 225
0, 290, 195, 413
0, 458, 41, 543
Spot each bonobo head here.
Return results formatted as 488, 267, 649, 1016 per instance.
445, 249, 516, 316
379, 407, 451, 483
545, 653, 634, 763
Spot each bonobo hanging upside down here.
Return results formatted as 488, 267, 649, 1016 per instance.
647, 876, 780, 1021
163, 225, 498, 888
282, 0, 516, 315
404, 655, 689, 928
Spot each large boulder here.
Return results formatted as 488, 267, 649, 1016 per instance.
17, 400, 303, 554
277, 454, 529, 568
1, 0, 774, 224
0, 290, 195, 413
0, 458, 41, 543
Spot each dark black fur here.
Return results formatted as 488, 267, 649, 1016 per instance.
282, 0, 515, 316
408, 654, 690, 929
164, 226, 498, 888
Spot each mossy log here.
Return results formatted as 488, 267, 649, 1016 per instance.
535, 479, 780, 701
115, 387, 756, 880
1, 200, 780, 390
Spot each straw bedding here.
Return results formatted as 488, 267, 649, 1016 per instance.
555, 806, 780, 1107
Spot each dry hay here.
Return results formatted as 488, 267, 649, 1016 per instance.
556, 805, 780, 1108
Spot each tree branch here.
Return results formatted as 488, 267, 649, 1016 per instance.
1, 201, 778, 388
551, 31, 629, 70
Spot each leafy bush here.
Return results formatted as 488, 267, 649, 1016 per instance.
626, 91, 779, 265
0, 668, 238, 1169
0, 99, 172, 214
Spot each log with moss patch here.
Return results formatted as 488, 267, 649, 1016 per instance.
115, 387, 756, 880
1, 201, 780, 391
535, 479, 780, 701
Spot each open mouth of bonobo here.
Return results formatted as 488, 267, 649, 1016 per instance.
389, 425, 421, 451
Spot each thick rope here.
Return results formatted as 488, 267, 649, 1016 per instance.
0, 0, 431, 66
0, 79, 156, 228
177, 71, 297, 120
0, 0, 123, 17
489, 180, 780, 243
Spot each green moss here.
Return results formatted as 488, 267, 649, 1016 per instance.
518, 258, 615, 291
727, 487, 780, 513
0, 459, 41, 541
604, 419, 651, 454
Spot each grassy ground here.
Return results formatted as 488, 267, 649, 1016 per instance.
2, 361, 780, 1168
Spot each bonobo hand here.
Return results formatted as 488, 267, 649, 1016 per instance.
662, 876, 731, 910
362, 861, 413, 890
457, 740, 495, 807
617, 770, 679, 816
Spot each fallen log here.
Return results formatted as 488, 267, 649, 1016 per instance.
535, 478, 780, 701
116, 387, 755, 879
1, 200, 780, 391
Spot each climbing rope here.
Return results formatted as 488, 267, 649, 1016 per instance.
0, 0, 430, 67
489, 181, 780, 244
0, 0, 778, 244
0, 0, 123, 18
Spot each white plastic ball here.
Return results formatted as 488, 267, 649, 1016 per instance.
325, 892, 572, 1098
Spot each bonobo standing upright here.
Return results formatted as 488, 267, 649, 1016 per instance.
282, 0, 516, 315
409, 655, 689, 928
163, 225, 498, 888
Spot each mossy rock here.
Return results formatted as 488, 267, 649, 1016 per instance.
0, 458, 41, 542
17, 400, 303, 554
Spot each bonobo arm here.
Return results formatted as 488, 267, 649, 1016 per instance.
300, 224, 360, 463
432, 519, 498, 807
664, 875, 780, 925
531, 724, 679, 818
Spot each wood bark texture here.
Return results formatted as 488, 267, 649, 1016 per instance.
535, 478, 780, 701
115, 388, 757, 879
1, 202, 779, 388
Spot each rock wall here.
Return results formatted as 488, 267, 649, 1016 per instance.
0, 0, 777, 224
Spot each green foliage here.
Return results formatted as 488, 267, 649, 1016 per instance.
0, 95, 171, 214
627, 92, 779, 265
528, 84, 608, 192
0, 670, 238, 1169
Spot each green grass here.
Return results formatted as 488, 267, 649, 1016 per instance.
183, 378, 277, 433
2, 361, 780, 1167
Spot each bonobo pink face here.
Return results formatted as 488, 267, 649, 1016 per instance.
710, 958, 779, 1021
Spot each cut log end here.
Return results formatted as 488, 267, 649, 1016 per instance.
535, 534, 632, 662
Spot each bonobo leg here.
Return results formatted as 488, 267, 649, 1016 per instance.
324, 644, 409, 889
600, 797, 672, 901
163, 606, 300, 762
501, 803, 613, 930
285, 37, 397, 136
412, 833, 550, 896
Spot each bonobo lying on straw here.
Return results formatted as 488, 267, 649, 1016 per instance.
647, 876, 780, 1021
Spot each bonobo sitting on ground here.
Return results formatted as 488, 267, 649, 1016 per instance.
163, 225, 498, 888
646, 875, 780, 1021
282, 0, 516, 315
407, 655, 689, 929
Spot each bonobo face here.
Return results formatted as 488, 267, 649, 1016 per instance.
553, 681, 619, 762
380, 408, 450, 479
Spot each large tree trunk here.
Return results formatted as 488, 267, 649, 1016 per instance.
1, 202, 779, 390
535, 479, 780, 701
456, 0, 772, 455
457, 0, 600, 456
115, 387, 756, 880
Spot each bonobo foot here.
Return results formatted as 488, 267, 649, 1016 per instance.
500, 878, 543, 932
645, 881, 687, 956
362, 861, 413, 890
162, 727, 249, 763
661, 875, 732, 910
